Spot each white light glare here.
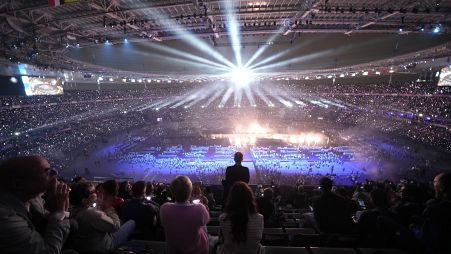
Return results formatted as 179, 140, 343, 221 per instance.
230, 67, 253, 87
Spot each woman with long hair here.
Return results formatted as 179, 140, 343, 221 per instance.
218, 181, 264, 254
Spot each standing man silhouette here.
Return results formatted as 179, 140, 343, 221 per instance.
222, 152, 250, 208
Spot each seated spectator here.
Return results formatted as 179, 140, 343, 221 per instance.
160, 176, 210, 254
204, 186, 217, 210
256, 188, 275, 226
118, 181, 132, 200
191, 185, 209, 210
0, 156, 71, 254
422, 172, 451, 254
152, 183, 171, 206
357, 188, 399, 246
145, 182, 154, 199
121, 181, 158, 239
313, 177, 354, 234
99, 180, 123, 215
393, 182, 423, 227
69, 182, 135, 253
218, 181, 264, 254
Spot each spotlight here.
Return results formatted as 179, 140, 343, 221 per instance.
124, 38, 128, 43
433, 26, 440, 33
9, 77, 18, 83
76, 43, 80, 47
230, 67, 254, 87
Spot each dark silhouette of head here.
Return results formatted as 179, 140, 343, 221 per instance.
234, 152, 243, 165
370, 188, 389, 208
132, 181, 147, 198
434, 172, 451, 200
319, 177, 333, 193
0, 155, 54, 202
224, 181, 257, 244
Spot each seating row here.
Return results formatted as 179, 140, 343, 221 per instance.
115, 240, 406, 254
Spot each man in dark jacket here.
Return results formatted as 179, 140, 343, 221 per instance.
121, 181, 158, 239
222, 152, 249, 207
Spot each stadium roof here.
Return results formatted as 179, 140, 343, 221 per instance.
1, 0, 450, 75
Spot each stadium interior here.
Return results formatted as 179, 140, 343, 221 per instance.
0, 0, 451, 254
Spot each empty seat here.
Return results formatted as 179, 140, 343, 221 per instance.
263, 246, 310, 254
310, 247, 357, 254
357, 248, 406, 254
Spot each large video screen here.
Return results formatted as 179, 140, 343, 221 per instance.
437, 66, 451, 87
21, 76, 64, 95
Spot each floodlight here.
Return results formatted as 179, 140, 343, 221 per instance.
230, 67, 253, 87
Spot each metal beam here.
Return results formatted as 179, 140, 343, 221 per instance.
344, 0, 419, 35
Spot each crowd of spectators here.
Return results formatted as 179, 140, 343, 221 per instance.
0, 80, 450, 180
0, 155, 450, 254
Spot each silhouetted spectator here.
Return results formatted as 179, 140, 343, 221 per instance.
357, 188, 399, 246
313, 177, 354, 234
121, 181, 158, 240
0, 156, 71, 254
422, 172, 451, 254
256, 188, 275, 226
118, 181, 132, 200
223, 152, 250, 208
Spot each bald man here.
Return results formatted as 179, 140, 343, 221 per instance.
0, 156, 71, 254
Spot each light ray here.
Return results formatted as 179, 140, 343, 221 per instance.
203, 86, 226, 107
222, 0, 242, 66
218, 87, 234, 107
148, 9, 235, 68
141, 42, 230, 71
252, 49, 335, 72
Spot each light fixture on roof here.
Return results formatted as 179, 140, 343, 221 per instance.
433, 26, 440, 33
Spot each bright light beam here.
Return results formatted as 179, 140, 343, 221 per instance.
142, 42, 230, 71
125, 48, 228, 72
148, 9, 235, 68
252, 49, 335, 72
230, 67, 254, 88
222, 0, 242, 66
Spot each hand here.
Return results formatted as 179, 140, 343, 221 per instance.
55, 183, 70, 212
44, 177, 59, 212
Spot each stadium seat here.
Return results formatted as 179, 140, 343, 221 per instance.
285, 228, 316, 235
261, 233, 290, 246
263, 246, 310, 254
263, 228, 286, 235
207, 226, 220, 236
290, 234, 324, 247
357, 248, 406, 254
116, 240, 166, 254
310, 247, 357, 254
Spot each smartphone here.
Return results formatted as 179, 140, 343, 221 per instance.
358, 199, 366, 209
92, 202, 97, 208
193, 199, 200, 204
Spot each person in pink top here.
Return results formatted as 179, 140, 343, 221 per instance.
160, 176, 210, 254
